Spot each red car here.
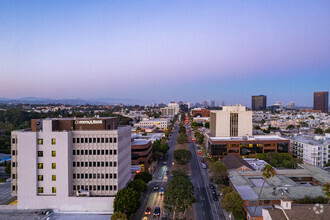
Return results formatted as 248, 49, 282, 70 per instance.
188, 141, 191, 143
145, 207, 151, 215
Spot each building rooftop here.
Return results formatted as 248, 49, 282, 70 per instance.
221, 154, 255, 170
209, 135, 288, 142
132, 139, 150, 146
229, 163, 330, 201
291, 135, 329, 146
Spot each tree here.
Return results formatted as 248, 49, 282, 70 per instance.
191, 122, 198, 128
113, 188, 141, 219
176, 133, 187, 144
111, 211, 127, 220
205, 122, 210, 129
172, 170, 189, 179
221, 191, 244, 213
134, 171, 152, 184
197, 133, 204, 145
221, 187, 233, 197
164, 176, 196, 219
314, 127, 324, 135
179, 125, 186, 134
286, 124, 295, 129
209, 161, 228, 185
127, 179, 148, 193
252, 164, 276, 219
174, 149, 192, 165
325, 127, 330, 133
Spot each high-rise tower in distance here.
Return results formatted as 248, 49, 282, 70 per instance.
313, 92, 328, 113
252, 95, 267, 110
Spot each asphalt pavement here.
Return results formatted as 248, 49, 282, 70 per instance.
133, 123, 179, 220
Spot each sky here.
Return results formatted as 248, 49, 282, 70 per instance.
0, 0, 329, 106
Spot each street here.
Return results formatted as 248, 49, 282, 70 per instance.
133, 123, 179, 220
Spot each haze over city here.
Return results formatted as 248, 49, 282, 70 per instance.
1, 0, 330, 105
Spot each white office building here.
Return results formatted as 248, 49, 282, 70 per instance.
133, 118, 170, 129
11, 117, 131, 212
210, 105, 252, 137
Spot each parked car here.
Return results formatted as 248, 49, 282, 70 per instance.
202, 163, 207, 169
76, 189, 90, 197
154, 184, 159, 190
211, 189, 217, 195
212, 194, 218, 201
145, 207, 151, 215
209, 183, 215, 190
159, 187, 164, 195
154, 207, 161, 216
163, 160, 167, 165
201, 158, 205, 163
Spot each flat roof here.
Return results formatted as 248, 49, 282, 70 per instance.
132, 139, 150, 145
209, 135, 288, 142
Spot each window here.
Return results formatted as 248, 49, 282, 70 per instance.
106, 162, 108, 166
110, 185, 113, 190
73, 185, 76, 191
77, 162, 80, 167
52, 187, 56, 193
85, 150, 88, 155
38, 139, 43, 145
97, 174, 100, 179
110, 174, 113, 178
38, 187, 44, 193
97, 138, 100, 143
38, 163, 43, 169
110, 150, 113, 155
97, 150, 100, 155
93, 138, 96, 143
114, 174, 117, 179
97, 162, 100, 167
89, 174, 92, 179
114, 162, 117, 167
77, 174, 80, 178
106, 150, 109, 155
93, 185, 96, 190
38, 151, 43, 157
52, 175, 56, 181
73, 174, 76, 179
106, 185, 109, 190
93, 174, 96, 179
51, 138, 56, 145
12, 174, 15, 179
110, 138, 113, 143
77, 150, 80, 155
114, 138, 117, 143
114, 185, 117, 190
12, 150, 16, 156
38, 175, 43, 181
77, 138, 80, 143
89, 138, 92, 143
12, 185, 16, 191
89, 150, 92, 155
85, 174, 88, 179
106, 174, 108, 178
93, 162, 96, 167
93, 150, 96, 155
97, 185, 100, 190
52, 151, 56, 157
73, 150, 76, 155
114, 150, 117, 155
73, 138, 75, 143
52, 163, 56, 169
81, 138, 84, 143
85, 162, 88, 167
81, 162, 84, 167
89, 162, 92, 167
106, 138, 109, 143
101, 138, 104, 143
101, 162, 104, 167
81, 150, 84, 155
81, 173, 84, 179
12, 138, 16, 144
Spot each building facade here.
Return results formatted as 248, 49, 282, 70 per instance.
313, 91, 328, 113
210, 105, 252, 137
11, 117, 131, 212
252, 95, 267, 111
131, 139, 152, 172
133, 118, 169, 130
191, 108, 210, 117
290, 135, 330, 167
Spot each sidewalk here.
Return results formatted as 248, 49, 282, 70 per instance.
221, 208, 235, 220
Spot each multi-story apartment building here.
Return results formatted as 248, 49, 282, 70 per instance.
11, 117, 131, 212
290, 135, 330, 167
133, 118, 169, 130
252, 95, 267, 111
131, 139, 152, 172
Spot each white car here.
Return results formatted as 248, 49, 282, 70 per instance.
76, 189, 90, 197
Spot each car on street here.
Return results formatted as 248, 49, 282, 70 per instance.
163, 160, 167, 165
145, 207, 151, 215
154, 184, 159, 190
211, 189, 217, 195
166, 170, 170, 175
188, 140, 191, 143
212, 194, 218, 201
201, 158, 205, 163
202, 163, 207, 169
154, 207, 161, 216
209, 183, 215, 190
159, 187, 164, 195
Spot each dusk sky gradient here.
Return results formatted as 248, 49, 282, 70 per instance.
0, 0, 329, 106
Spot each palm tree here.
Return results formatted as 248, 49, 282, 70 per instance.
252, 164, 276, 219
321, 183, 330, 220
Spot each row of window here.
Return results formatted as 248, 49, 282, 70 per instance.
38, 187, 56, 194
38, 138, 56, 145
38, 163, 56, 169
38, 175, 56, 181
73, 137, 117, 144
73, 184, 117, 191
73, 161, 117, 167
38, 151, 56, 157
73, 149, 117, 156
73, 173, 117, 179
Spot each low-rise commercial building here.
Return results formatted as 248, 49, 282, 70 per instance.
11, 117, 131, 212
229, 164, 330, 219
133, 118, 170, 130
131, 139, 152, 172
191, 108, 210, 117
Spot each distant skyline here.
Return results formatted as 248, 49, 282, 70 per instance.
1, 1, 329, 106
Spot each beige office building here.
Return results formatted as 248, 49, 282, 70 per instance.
210, 105, 252, 137
11, 117, 131, 212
